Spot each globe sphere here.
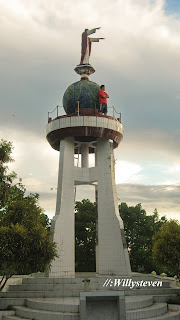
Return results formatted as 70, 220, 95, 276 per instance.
63, 80, 100, 115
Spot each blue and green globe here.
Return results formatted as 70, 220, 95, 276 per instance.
63, 80, 100, 114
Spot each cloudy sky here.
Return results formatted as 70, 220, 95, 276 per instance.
1, 0, 180, 221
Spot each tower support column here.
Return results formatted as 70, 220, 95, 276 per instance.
81, 143, 89, 168
96, 138, 131, 275
49, 137, 75, 277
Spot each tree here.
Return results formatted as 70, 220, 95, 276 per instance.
74, 198, 169, 274
152, 220, 180, 277
0, 139, 58, 291
0, 140, 19, 209
75, 199, 96, 272
119, 203, 167, 273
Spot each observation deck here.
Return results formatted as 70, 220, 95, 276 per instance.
46, 106, 124, 152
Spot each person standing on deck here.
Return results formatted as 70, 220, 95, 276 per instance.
98, 85, 109, 116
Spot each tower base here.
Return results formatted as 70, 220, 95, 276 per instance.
49, 137, 131, 277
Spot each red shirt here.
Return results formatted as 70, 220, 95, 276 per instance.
99, 90, 108, 104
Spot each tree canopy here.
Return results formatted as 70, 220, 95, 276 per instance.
152, 219, 180, 277
0, 140, 18, 209
75, 199, 96, 272
0, 139, 58, 291
74, 199, 170, 275
119, 203, 167, 273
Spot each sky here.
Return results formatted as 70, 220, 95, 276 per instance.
0, 0, 180, 221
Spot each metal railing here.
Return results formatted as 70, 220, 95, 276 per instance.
48, 105, 62, 120
48, 103, 122, 123
108, 106, 121, 122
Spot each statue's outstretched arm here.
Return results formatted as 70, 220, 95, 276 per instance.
90, 37, 105, 42
87, 27, 101, 36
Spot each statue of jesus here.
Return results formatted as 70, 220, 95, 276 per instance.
80, 28, 104, 65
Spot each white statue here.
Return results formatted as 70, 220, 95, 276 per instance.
80, 28, 104, 64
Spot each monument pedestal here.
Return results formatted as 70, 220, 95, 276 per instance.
74, 64, 95, 80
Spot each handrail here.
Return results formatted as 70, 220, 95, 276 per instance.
48, 105, 63, 121
48, 106, 61, 114
108, 106, 121, 122
48, 104, 122, 123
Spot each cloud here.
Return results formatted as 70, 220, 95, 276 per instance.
37, 182, 180, 222
117, 182, 180, 220
115, 129, 180, 163
1, 126, 59, 194
163, 163, 180, 174
115, 160, 144, 183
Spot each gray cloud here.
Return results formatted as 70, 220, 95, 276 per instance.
36, 183, 180, 221
117, 183, 180, 219
115, 129, 180, 163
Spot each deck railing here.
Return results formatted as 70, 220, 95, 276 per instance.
48, 104, 122, 123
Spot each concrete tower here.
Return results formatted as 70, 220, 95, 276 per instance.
46, 28, 131, 277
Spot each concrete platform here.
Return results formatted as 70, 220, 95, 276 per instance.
1, 276, 180, 320
2, 298, 180, 320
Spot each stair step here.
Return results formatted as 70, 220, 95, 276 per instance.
0, 288, 179, 299
8, 284, 84, 291
22, 275, 159, 285
0, 298, 25, 310
26, 297, 79, 313
126, 296, 153, 310
0, 310, 15, 319
153, 295, 178, 303
126, 289, 180, 296
145, 311, 180, 320
5, 312, 179, 320
3, 316, 30, 320
8, 281, 170, 292
126, 303, 167, 320
14, 306, 79, 320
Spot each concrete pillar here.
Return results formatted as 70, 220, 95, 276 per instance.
49, 137, 75, 277
96, 138, 131, 275
81, 143, 89, 168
